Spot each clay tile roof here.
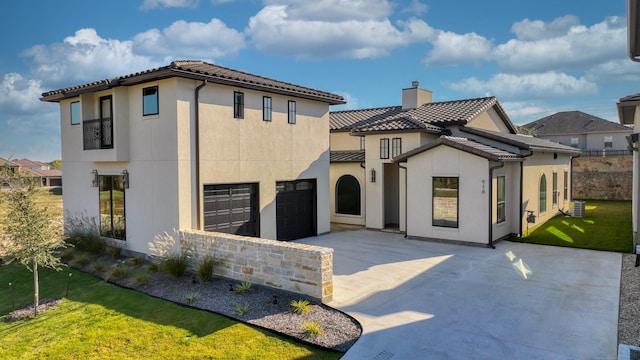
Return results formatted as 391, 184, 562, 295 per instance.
330, 150, 365, 162
522, 111, 631, 135
41, 60, 345, 105
461, 127, 581, 154
330, 106, 403, 131
394, 135, 521, 162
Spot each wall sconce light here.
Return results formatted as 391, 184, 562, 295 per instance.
370, 168, 376, 183
122, 170, 129, 189
91, 170, 98, 187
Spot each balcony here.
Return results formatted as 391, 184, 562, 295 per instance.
83, 118, 113, 150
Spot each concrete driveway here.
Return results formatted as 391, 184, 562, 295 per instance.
297, 230, 621, 360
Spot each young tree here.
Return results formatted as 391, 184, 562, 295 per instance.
0, 166, 67, 316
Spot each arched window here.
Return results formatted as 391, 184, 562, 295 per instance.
336, 175, 361, 215
539, 174, 547, 214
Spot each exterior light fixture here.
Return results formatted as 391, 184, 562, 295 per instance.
370, 168, 376, 183
91, 170, 98, 187
122, 170, 129, 189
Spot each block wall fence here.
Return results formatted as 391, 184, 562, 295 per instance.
179, 230, 334, 303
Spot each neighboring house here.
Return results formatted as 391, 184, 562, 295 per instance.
522, 111, 632, 155
40, 61, 345, 255
330, 83, 580, 246
617, 93, 640, 248
0, 157, 62, 187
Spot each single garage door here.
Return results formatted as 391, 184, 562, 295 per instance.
276, 179, 316, 241
203, 183, 258, 236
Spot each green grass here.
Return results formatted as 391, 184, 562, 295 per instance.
522, 200, 633, 252
0, 263, 341, 360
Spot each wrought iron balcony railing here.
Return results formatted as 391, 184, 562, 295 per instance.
83, 117, 113, 150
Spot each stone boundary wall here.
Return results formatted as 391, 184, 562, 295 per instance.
572, 155, 632, 200
179, 230, 333, 303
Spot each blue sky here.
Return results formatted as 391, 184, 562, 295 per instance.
0, 0, 637, 161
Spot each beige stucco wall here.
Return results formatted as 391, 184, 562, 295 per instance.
466, 108, 512, 133
329, 162, 366, 225
331, 131, 361, 151
59, 77, 331, 255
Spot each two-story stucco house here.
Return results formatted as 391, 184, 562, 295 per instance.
330, 83, 580, 246
41, 61, 345, 255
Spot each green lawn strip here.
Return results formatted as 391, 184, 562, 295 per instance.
0, 263, 341, 360
522, 200, 633, 252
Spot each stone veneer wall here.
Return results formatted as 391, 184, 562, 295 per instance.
572, 155, 632, 200
179, 230, 333, 303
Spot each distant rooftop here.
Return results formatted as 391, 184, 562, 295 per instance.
522, 111, 631, 135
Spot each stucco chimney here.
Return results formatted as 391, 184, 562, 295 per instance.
402, 81, 432, 110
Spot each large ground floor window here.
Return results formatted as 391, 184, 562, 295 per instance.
433, 177, 458, 228
99, 175, 126, 240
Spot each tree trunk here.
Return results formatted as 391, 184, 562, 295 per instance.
33, 260, 39, 317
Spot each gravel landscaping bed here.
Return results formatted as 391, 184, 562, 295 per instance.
619, 253, 640, 346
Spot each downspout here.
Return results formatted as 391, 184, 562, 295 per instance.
518, 150, 534, 238
398, 162, 408, 238
194, 80, 207, 230
488, 161, 504, 249
360, 161, 366, 225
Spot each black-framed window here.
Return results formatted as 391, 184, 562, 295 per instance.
70, 101, 81, 125
539, 174, 547, 214
234, 91, 244, 119
564, 170, 569, 201
288, 100, 296, 124
380, 138, 389, 159
143, 86, 159, 116
552, 172, 558, 206
360, 136, 365, 150
336, 175, 361, 215
433, 177, 458, 228
497, 176, 505, 223
263, 96, 272, 121
392, 138, 402, 157
99, 175, 126, 240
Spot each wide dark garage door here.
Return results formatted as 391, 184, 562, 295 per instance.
203, 183, 258, 237
276, 179, 316, 241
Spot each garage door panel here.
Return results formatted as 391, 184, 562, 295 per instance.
203, 183, 258, 237
276, 180, 316, 241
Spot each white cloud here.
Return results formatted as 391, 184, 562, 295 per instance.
492, 16, 626, 73
246, 5, 433, 59
133, 18, 246, 58
445, 72, 598, 99
585, 59, 640, 83
331, 91, 360, 110
0, 73, 46, 115
263, 0, 392, 21
140, 0, 199, 10
402, 0, 428, 15
423, 31, 492, 66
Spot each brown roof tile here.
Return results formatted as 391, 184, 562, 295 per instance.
330, 150, 365, 162
522, 111, 631, 135
394, 136, 521, 162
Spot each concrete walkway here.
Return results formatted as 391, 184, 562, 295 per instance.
298, 230, 621, 360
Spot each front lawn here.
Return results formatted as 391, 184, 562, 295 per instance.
0, 263, 341, 360
521, 200, 633, 253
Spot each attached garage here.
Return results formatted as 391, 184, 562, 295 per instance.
203, 183, 259, 237
276, 179, 317, 241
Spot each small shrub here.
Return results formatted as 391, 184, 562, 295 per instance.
290, 299, 312, 314
134, 271, 150, 285
234, 303, 250, 316
162, 252, 190, 278
109, 263, 131, 280
60, 248, 76, 263
64, 213, 106, 254
185, 292, 200, 304
125, 257, 143, 265
234, 281, 252, 293
302, 321, 323, 338
146, 262, 160, 273
71, 252, 90, 267
197, 256, 216, 282
105, 245, 122, 260
91, 260, 107, 273
149, 230, 192, 278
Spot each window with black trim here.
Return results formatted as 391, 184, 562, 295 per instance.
539, 174, 547, 213
336, 175, 361, 215
392, 138, 402, 157
360, 136, 365, 150
143, 86, 159, 116
99, 175, 126, 240
380, 138, 389, 159
263, 96, 272, 121
552, 172, 558, 206
288, 100, 296, 124
234, 91, 244, 119
563, 170, 568, 200
70, 101, 81, 125
433, 177, 458, 228
497, 176, 505, 223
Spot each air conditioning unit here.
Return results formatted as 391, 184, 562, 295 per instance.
571, 201, 585, 218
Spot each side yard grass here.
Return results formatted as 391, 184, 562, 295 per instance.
0, 263, 341, 360
521, 200, 633, 253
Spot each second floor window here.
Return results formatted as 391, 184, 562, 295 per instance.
143, 86, 159, 116
570, 137, 579, 148
392, 138, 402, 157
70, 101, 81, 125
360, 136, 365, 150
234, 91, 244, 119
380, 138, 389, 159
263, 96, 272, 121
604, 136, 613, 148
288, 100, 296, 124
